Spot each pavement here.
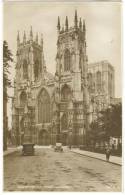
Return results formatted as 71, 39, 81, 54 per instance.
71, 148, 122, 166
3, 147, 19, 156
4, 148, 122, 191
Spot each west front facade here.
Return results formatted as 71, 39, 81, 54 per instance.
12, 11, 115, 146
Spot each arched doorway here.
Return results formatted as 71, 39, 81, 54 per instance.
38, 130, 50, 145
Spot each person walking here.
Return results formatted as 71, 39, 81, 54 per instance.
105, 147, 111, 162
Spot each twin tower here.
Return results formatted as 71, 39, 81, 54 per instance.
16, 10, 88, 101
15, 9, 89, 109
13, 10, 89, 146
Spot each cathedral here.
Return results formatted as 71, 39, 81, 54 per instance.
12, 11, 115, 146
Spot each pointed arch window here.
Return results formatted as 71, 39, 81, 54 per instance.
88, 73, 94, 92
34, 60, 39, 80
38, 89, 51, 123
79, 49, 82, 69
108, 73, 112, 96
61, 85, 71, 101
20, 91, 27, 107
64, 49, 70, 71
23, 59, 28, 79
96, 71, 101, 91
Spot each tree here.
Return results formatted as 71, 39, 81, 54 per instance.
89, 103, 122, 145
99, 103, 122, 138
3, 40, 13, 91
3, 40, 13, 150
89, 120, 99, 143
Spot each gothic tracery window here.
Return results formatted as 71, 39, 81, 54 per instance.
79, 49, 82, 69
96, 71, 101, 91
64, 49, 70, 71
20, 91, 27, 107
38, 89, 51, 123
88, 73, 93, 92
108, 73, 112, 96
34, 60, 39, 79
23, 59, 28, 79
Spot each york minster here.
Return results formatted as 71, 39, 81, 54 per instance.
12, 10, 115, 146
3, 3, 122, 192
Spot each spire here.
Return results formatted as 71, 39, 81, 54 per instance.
30, 26, 33, 41
74, 10, 78, 29
36, 32, 38, 44
83, 20, 86, 39
23, 31, 26, 44
79, 18, 82, 30
65, 16, 68, 31
83, 19, 86, 32
17, 31, 20, 46
57, 16, 61, 31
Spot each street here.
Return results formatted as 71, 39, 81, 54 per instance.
4, 148, 122, 192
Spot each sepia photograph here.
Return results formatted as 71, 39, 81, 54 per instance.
3, 1, 122, 192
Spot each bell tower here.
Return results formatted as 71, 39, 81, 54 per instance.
55, 11, 89, 146
14, 27, 46, 134
16, 27, 45, 87
56, 10, 88, 100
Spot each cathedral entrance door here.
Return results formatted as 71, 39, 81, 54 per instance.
61, 133, 68, 146
39, 130, 49, 145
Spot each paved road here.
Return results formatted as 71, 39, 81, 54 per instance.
4, 148, 122, 192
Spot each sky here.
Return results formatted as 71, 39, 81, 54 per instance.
3, 1, 122, 127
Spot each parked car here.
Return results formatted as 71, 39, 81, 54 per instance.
22, 135, 35, 156
54, 143, 63, 152
22, 143, 35, 156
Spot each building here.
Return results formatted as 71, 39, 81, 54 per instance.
87, 60, 115, 123
111, 97, 121, 105
12, 11, 115, 146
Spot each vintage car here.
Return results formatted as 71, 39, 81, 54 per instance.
54, 143, 63, 152
22, 135, 35, 156
22, 143, 35, 156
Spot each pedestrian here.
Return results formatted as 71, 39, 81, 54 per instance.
105, 147, 111, 162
